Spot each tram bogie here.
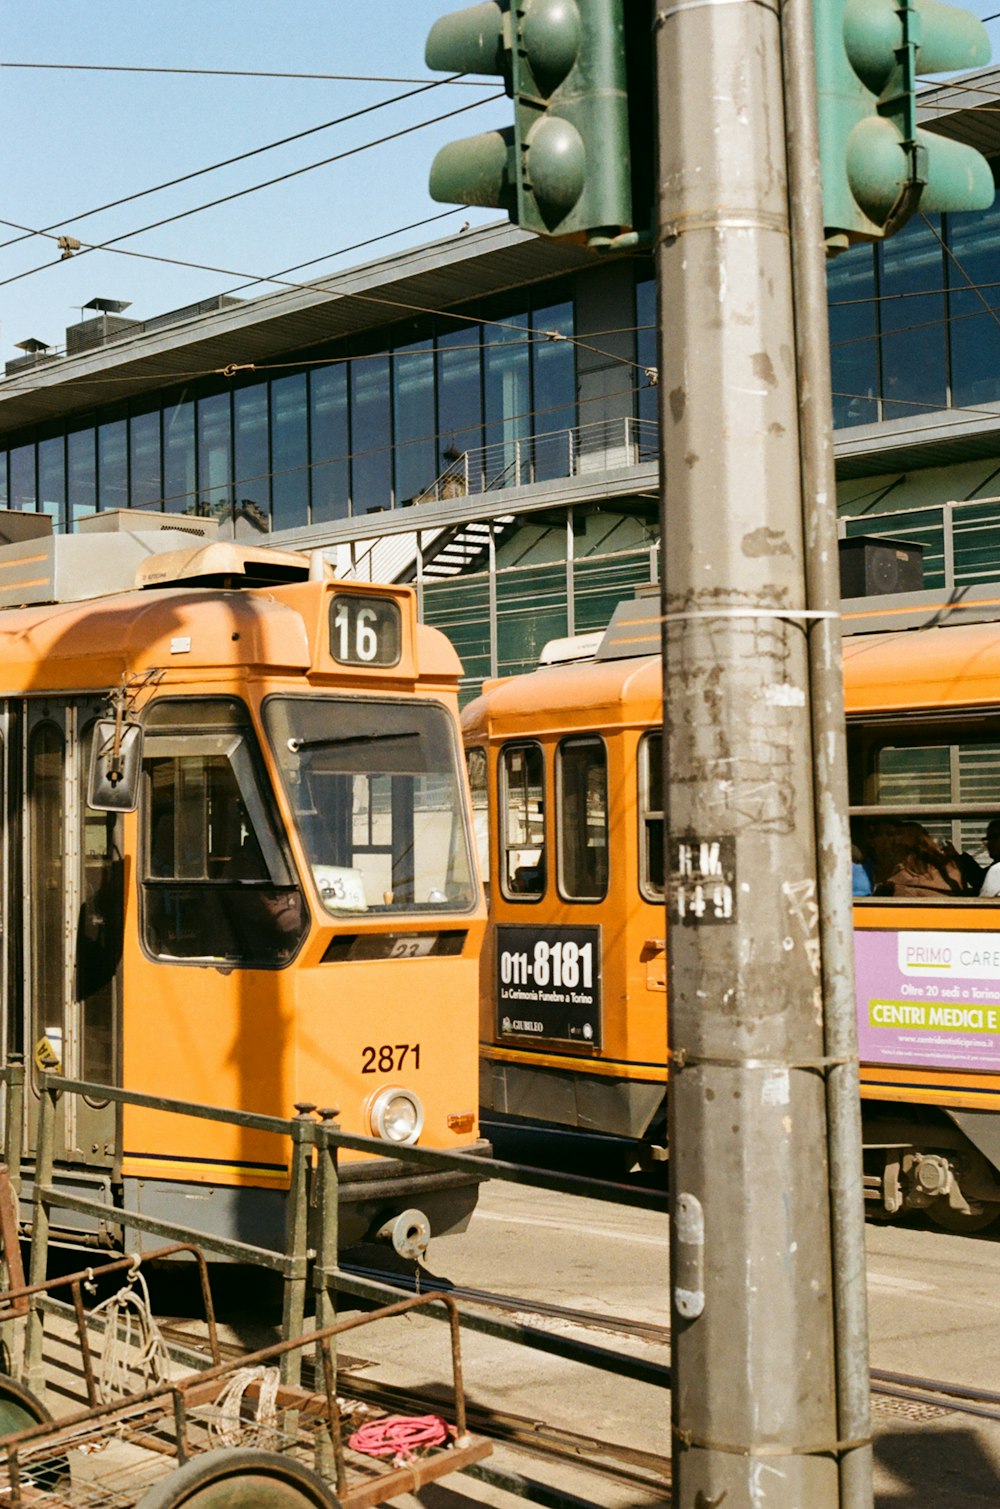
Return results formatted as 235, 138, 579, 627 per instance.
0, 511, 486, 1255
465, 593, 1000, 1229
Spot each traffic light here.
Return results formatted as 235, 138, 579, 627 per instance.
815, 0, 995, 249
426, 0, 641, 242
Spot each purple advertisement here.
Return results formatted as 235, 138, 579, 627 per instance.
856, 930, 1000, 1073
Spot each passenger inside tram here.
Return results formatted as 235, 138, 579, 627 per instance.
852, 817, 991, 899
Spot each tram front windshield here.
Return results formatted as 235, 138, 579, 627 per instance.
265, 697, 476, 915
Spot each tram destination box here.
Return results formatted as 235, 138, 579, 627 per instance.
496, 924, 602, 1048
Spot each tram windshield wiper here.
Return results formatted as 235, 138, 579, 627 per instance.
286, 732, 420, 753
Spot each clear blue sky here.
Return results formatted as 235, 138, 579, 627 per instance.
0, 1, 503, 361
1, 1, 999, 364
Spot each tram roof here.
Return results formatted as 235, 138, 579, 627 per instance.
462, 652, 661, 737
0, 579, 461, 693
843, 619, 1000, 716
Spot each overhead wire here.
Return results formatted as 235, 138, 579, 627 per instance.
0, 61, 495, 85
0, 73, 484, 257
0, 91, 504, 293
0, 209, 651, 391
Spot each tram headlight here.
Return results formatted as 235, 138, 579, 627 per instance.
368, 1087, 424, 1145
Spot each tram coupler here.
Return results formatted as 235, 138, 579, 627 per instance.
376, 1208, 431, 1262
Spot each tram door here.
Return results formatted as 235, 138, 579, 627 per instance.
15, 700, 123, 1170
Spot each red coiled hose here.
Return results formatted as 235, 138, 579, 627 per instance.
348, 1413, 452, 1461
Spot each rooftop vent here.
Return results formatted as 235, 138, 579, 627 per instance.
5, 338, 58, 377
66, 297, 136, 356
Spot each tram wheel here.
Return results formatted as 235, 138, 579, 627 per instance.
926, 1197, 1000, 1235
135, 1447, 341, 1508
0, 1372, 70, 1489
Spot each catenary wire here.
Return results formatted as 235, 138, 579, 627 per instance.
0, 73, 482, 257
0, 61, 495, 85
0, 218, 651, 387
920, 210, 1000, 337
0, 92, 504, 291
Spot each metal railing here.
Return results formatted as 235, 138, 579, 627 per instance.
415, 415, 657, 504
840, 491, 1000, 593
0, 1062, 672, 1509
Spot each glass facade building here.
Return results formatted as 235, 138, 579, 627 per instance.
0, 286, 590, 533
827, 205, 1000, 431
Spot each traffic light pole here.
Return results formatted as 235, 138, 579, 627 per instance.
655, 0, 871, 1505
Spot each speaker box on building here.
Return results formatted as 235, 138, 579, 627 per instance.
838, 536, 924, 598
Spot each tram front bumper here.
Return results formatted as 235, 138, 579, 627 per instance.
337, 1138, 492, 1249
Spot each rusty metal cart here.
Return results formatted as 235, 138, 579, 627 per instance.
0, 1248, 490, 1507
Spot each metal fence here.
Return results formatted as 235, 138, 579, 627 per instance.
0, 1065, 668, 1434
841, 492, 1000, 592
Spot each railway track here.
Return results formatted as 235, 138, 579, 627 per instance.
157, 1318, 673, 1502
341, 1262, 1000, 1426
154, 1263, 1000, 1509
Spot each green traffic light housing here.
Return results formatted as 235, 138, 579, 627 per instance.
426, 0, 641, 243
815, 0, 995, 249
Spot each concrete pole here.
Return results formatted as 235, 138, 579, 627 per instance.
655, 0, 863, 1501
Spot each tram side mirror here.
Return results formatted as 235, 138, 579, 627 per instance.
87, 719, 143, 812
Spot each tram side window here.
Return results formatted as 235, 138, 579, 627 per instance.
141, 699, 307, 966
500, 743, 546, 900
466, 746, 490, 900
639, 731, 664, 901
849, 725, 1000, 898
29, 722, 65, 1073
557, 737, 608, 902
79, 721, 123, 1085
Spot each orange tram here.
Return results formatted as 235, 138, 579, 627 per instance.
0, 511, 486, 1253
463, 592, 1000, 1233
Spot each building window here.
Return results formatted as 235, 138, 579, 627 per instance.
9, 444, 36, 512
484, 314, 530, 489
163, 398, 196, 515
393, 338, 436, 504
233, 383, 269, 535
37, 436, 66, 529
532, 298, 575, 481
97, 416, 128, 513
129, 409, 162, 511
635, 271, 658, 435
878, 215, 946, 422
67, 426, 97, 523
827, 242, 879, 430
271, 372, 309, 531
198, 392, 231, 521
437, 324, 483, 495
948, 205, 1000, 410
310, 364, 350, 522
350, 352, 392, 513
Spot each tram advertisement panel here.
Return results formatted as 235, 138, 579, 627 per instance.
856, 929, 1000, 1073
496, 925, 602, 1048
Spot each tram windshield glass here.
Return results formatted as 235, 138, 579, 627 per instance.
141, 698, 307, 966
265, 697, 477, 915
